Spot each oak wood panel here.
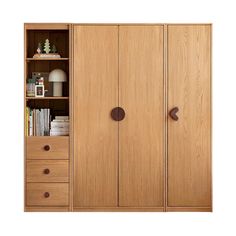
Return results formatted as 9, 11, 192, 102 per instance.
25, 23, 69, 30
167, 207, 212, 212
73, 207, 164, 212
73, 26, 118, 207
26, 136, 69, 159
119, 26, 164, 206
26, 160, 69, 182
168, 25, 211, 207
26, 183, 69, 206
25, 207, 69, 212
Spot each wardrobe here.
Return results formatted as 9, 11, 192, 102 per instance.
24, 23, 212, 212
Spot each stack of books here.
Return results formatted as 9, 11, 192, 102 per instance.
50, 116, 69, 136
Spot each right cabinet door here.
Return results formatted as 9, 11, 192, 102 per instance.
168, 25, 212, 207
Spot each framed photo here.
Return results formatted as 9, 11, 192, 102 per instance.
32, 72, 52, 96
35, 85, 44, 97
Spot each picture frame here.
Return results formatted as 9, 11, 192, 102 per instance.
35, 85, 44, 97
32, 72, 53, 97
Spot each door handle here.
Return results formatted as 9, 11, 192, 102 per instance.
169, 107, 179, 121
111, 107, 125, 121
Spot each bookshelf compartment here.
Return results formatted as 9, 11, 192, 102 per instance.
26, 100, 69, 136
26, 60, 69, 98
26, 30, 69, 58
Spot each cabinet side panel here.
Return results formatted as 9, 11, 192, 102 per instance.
119, 26, 164, 206
73, 26, 118, 207
168, 25, 211, 207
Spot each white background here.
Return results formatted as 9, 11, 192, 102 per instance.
0, 0, 235, 235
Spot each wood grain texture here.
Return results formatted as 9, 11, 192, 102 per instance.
26, 136, 69, 160
26, 160, 69, 182
24, 23, 69, 30
167, 25, 211, 207
73, 26, 118, 207
119, 26, 164, 206
25, 207, 69, 212
26, 183, 69, 206
166, 207, 212, 212
73, 207, 164, 212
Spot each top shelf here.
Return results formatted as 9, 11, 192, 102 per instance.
26, 58, 69, 61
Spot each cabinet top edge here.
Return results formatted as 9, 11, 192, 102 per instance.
72, 23, 212, 26
24, 23, 71, 30
24, 23, 212, 29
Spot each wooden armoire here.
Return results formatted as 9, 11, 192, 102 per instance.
24, 23, 212, 212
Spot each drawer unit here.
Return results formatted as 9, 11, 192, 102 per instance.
26, 136, 69, 160
26, 183, 69, 206
26, 160, 69, 183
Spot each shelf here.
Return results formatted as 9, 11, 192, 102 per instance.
26, 97, 69, 100
26, 58, 69, 61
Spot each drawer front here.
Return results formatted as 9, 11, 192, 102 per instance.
26, 183, 69, 206
27, 160, 69, 182
26, 136, 69, 159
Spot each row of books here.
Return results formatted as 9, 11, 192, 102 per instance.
25, 108, 69, 136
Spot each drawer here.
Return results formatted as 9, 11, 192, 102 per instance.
27, 160, 69, 182
26, 183, 69, 206
26, 136, 69, 159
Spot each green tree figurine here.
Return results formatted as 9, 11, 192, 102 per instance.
44, 39, 51, 54
51, 44, 57, 53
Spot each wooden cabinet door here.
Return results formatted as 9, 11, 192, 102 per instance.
119, 26, 164, 206
168, 25, 211, 207
73, 26, 118, 207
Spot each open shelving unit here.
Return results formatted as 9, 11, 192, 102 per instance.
24, 24, 71, 137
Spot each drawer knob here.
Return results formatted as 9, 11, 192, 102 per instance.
44, 192, 50, 198
44, 145, 50, 151
43, 168, 50, 174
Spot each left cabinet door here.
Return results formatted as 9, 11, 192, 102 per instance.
73, 26, 119, 207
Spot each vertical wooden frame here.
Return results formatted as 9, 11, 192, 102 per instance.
163, 24, 168, 212
69, 24, 74, 211
24, 24, 27, 211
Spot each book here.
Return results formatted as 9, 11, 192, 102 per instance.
55, 116, 69, 120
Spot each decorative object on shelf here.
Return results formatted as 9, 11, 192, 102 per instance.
49, 69, 67, 96
44, 39, 51, 54
51, 44, 57, 53
33, 39, 61, 58
32, 72, 52, 96
36, 42, 43, 54
26, 78, 35, 97
35, 77, 45, 97
33, 53, 61, 58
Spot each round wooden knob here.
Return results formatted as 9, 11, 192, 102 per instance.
44, 192, 50, 198
43, 168, 50, 174
44, 145, 50, 151
111, 107, 125, 121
